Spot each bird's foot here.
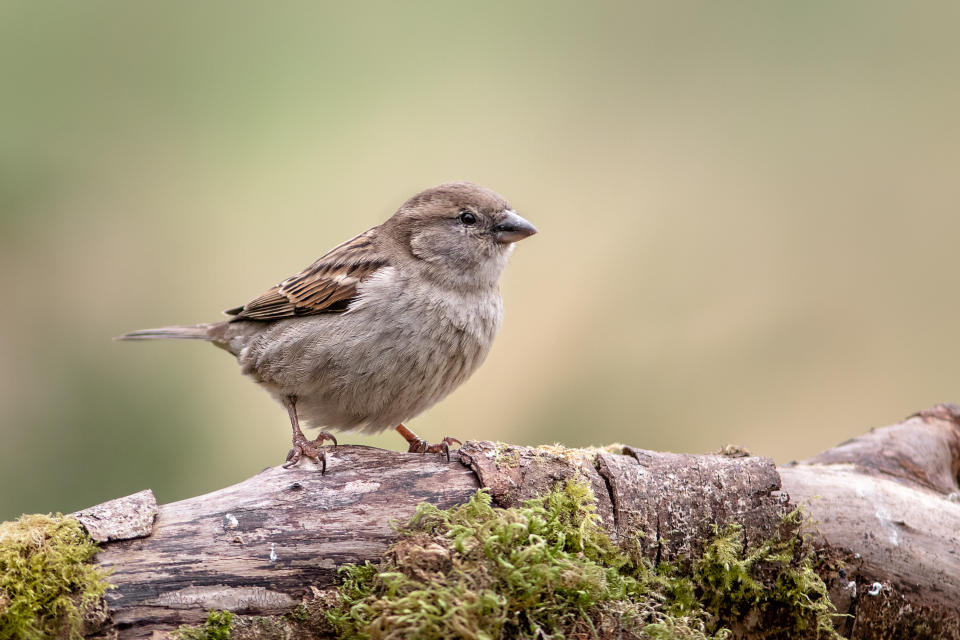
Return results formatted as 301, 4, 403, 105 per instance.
282, 431, 337, 472
407, 436, 462, 462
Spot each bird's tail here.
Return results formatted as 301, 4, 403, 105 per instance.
115, 323, 220, 341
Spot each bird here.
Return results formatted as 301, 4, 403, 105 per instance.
118, 182, 537, 472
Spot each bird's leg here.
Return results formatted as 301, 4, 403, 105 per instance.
281, 395, 337, 473
395, 424, 462, 462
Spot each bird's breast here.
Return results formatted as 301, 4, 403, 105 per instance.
345, 269, 504, 392
352, 266, 503, 342
235, 268, 504, 431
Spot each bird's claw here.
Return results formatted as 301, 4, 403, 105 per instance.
315, 431, 338, 448
407, 436, 462, 461
282, 432, 336, 473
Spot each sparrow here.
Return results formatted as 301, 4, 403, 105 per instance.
118, 182, 537, 472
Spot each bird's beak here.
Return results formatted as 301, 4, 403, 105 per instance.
492, 210, 538, 244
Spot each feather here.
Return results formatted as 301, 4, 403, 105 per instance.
226, 229, 388, 321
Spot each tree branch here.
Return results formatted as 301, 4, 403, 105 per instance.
70, 405, 960, 638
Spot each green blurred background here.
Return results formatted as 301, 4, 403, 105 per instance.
2, 1, 959, 521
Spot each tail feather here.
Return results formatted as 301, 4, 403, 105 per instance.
115, 324, 218, 341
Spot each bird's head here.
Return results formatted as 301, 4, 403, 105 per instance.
384, 182, 537, 289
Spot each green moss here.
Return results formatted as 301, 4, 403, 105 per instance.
173, 610, 234, 640
291, 603, 311, 623
0, 514, 111, 640
667, 510, 843, 639
201, 591, 341, 640
327, 482, 843, 640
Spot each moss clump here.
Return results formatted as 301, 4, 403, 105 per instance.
173, 610, 234, 640
327, 482, 843, 640
0, 514, 111, 640
653, 510, 843, 639
328, 481, 640, 639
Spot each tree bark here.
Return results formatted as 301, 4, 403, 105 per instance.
74, 404, 960, 639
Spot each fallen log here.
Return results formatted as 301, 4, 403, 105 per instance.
11, 404, 960, 638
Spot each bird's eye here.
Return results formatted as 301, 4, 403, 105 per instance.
457, 210, 477, 226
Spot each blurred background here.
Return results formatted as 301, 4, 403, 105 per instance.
2, 1, 959, 521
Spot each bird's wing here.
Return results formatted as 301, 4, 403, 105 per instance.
225, 228, 389, 320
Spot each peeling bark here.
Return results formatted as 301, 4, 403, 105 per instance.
73, 489, 158, 543
68, 405, 960, 639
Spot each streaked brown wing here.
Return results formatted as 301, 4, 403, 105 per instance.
225, 229, 388, 320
